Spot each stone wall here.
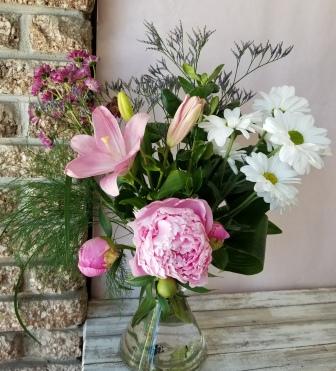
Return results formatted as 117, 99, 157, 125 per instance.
0, 0, 94, 369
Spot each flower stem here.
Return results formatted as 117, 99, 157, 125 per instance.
225, 193, 258, 219
156, 146, 169, 190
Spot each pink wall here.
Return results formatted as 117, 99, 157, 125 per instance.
94, 0, 336, 295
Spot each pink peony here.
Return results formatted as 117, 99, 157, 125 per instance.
208, 221, 230, 250
78, 237, 119, 277
129, 198, 214, 287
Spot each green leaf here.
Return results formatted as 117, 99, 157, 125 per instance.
156, 170, 188, 199
200, 73, 209, 84
224, 100, 241, 110
127, 275, 155, 287
267, 220, 282, 234
179, 282, 211, 293
178, 76, 194, 93
192, 141, 213, 165
170, 295, 193, 322
208, 64, 224, 82
131, 295, 156, 327
209, 96, 220, 115
119, 198, 147, 209
161, 89, 181, 117
146, 122, 168, 142
98, 208, 112, 238
182, 63, 199, 81
212, 248, 229, 270
158, 296, 170, 320
224, 214, 268, 275
190, 82, 219, 98
192, 168, 203, 192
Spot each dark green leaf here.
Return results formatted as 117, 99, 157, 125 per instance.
146, 122, 168, 142
127, 275, 155, 287
267, 220, 282, 234
209, 96, 220, 114
158, 296, 170, 320
224, 214, 268, 275
192, 168, 203, 192
98, 208, 112, 238
170, 295, 193, 322
190, 82, 219, 98
208, 64, 224, 82
156, 170, 188, 199
161, 89, 181, 117
131, 296, 156, 327
178, 76, 194, 93
212, 248, 229, 270
179, 282, 211, 293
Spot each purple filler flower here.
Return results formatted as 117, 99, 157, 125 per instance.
38, 131, 53, 150
84, 77, 100, 92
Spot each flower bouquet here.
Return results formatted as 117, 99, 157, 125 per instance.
6, 23, 331, 371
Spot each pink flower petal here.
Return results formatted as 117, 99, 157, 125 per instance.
65, 152, 116, 178
123, 112, 149, 153
92, 106, 126, 158
70, 135, 98, 155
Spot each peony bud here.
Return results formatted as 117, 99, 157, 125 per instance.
167, 95, 205, 147
209, 222, 230, 250
117, 91, 134, 121
78, 237, 119, 277
157, 277, 178, 298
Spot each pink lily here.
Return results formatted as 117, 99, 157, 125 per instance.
65, 106, 149, 196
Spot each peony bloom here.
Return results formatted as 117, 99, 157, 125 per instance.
167, 95, 205, 147
129, 198, 214, 287
65, 106, 149, 196
78, 237, 119, 277
209, 222, 230, 250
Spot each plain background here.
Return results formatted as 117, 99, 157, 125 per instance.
93, 0, 336, 297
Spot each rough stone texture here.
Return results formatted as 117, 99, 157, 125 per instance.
0, 14, 19, 49
30, 15, 91, 54
27, 267, 85, 294
0, 103, 20, 137
0, 265, 21, 295
1, 363, 81, 370
0, 145, 39, 177
24, 329, 82, 360
0, 290, 87, 331
0, 0, 95, 12
0, 333, 22, 361
0, 187, 17, 214
0, 59, 36, 95
28, 115, 76, 140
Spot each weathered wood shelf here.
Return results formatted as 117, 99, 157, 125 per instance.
82, 288, 336, 370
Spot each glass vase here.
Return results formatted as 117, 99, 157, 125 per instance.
119, 293, 207, 370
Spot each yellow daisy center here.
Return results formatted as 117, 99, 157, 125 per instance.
288, 130, 304, 145
263, 172, 278, 185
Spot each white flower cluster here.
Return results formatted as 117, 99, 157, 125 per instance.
199, 86, 331, 212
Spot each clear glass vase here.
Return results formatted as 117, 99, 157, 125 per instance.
119, 293, 207, 370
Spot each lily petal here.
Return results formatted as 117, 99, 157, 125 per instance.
92, 106, 126, 158
70, 135, 98, 155
123, 112, 149, 153
65, 152, 116, 178
99, 161, 129, 196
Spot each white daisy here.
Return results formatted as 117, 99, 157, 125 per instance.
199, 107, 255, 147
212, 140, 246, 174
240, 152, 301, 211
253, 86, 310, 117
263, 111, 331, 174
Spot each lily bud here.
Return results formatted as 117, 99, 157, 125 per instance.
167, 95, 205, 147
78, 237, 119, 277
157, 277, 178, 298
117, 91, 134, 121
209, 222, 230, 250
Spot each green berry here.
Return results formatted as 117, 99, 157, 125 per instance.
157, 278, 177, 298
